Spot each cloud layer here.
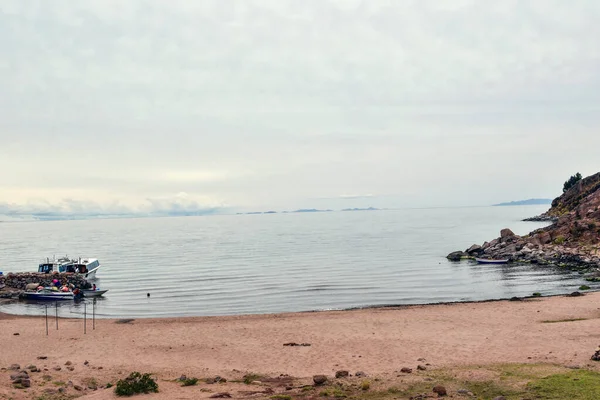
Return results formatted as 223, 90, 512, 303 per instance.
1, 0, 600, 216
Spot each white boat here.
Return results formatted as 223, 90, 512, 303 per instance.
23, 287, 78, 301
82, 289, 108, 297
69, 258, 101, 279
475, 258, 509, 264
38, 256, 101, 279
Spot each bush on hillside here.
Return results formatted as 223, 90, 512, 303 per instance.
563, 172, 582, 193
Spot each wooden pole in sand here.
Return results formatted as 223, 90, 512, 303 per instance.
55, 302, 58, 330
84, 303, 87, 334
45, 305, 48, 336
93, 298, 96, 330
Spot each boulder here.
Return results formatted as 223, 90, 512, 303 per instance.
500, 228, 515, 238
400, 367, 412, 373
466, 244, 482, 255
446, 251, 467, 261
432, 385, 447, 396
335, 370, 349, 378
25, 283, 40, 291
313, 375, 328, 385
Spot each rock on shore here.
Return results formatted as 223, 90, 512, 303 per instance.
0, 273, 88, 300
448, 172, 600, 272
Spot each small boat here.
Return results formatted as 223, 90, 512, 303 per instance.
82, 289, 108, 298
23, 287, 77, 301
475, 258, 509, 264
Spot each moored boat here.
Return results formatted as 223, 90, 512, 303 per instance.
23, 287, 78, 301
475, 258, 509, 264
82, 289, 108, 297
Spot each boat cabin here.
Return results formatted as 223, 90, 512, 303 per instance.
37, 257, 100, 274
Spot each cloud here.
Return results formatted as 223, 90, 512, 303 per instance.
339, 194, 375, 200
0, 193, 226, 220
1, 0, 600, 212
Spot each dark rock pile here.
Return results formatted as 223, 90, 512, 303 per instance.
1, 272, 87, 291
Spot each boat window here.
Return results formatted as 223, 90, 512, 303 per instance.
89, 261, 99, 269
59, 266, 65, 273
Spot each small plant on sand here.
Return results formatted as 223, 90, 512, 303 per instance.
553, 236, 565, 245
532, 292, 542, 297
579, 285, 591, 291
360, 380, 371, 391
319, 387, 347, 398
181, 377, 199, 387
243, 373, 263, 384
115, 372, 158, 396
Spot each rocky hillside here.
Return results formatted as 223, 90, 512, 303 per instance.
448, 172, 600, 271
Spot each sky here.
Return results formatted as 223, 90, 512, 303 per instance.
1, 0, 600, 218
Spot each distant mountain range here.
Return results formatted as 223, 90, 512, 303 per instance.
237, 207, 380, 215
492, 198, 553, 206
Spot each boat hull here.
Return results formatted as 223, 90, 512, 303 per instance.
475, 258, 509, 264
82, 289, 108, 297
24, 293, 74, 301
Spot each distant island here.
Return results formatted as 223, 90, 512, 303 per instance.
341, 207, 379, 212
492, 198, 552, 206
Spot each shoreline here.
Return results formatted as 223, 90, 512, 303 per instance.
1, 288, 597, 320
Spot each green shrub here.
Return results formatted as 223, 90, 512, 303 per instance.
181, 377, 199, 387
115, 372, 158, 396
553, 236, 565, 245
579, 285, 591, 291
360, 380, 371, 391
563, 172, 582, 193
532, 292, 542, 297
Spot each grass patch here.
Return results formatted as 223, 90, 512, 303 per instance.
243, 373, 264, 384
526, 370, 600, 399
461, 380, 517, 399
541, 318, 588, 323
360, 380, 371, 391
579, 285, 591, 290
319, 387, 348, 398
115, 372, 158, 396
181, 377, 199, 387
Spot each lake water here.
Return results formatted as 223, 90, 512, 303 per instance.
0, 205, 591, 319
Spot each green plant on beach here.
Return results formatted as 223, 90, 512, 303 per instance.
115, 372, 158, 397
360, 380, 371, 391
579, 285, 591, 290
532, 292, 542, 297
181, 377, 199, 386
553, 235, 565, 245
271, 395, 292, 400
243, 373, 264, 384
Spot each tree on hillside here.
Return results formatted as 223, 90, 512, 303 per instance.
563, 172, 583, 193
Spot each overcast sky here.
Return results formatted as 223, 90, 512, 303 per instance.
1, 0, 599, 216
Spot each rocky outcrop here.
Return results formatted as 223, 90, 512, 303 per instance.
448, 172, 600, 272
0, 273, 87, 291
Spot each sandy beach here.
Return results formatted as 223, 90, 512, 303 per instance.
2, 292, 600, 399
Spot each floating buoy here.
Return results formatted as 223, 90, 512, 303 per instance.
147, 293, 150, 298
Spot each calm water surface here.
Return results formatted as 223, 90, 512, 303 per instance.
0, 206, 593, 318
